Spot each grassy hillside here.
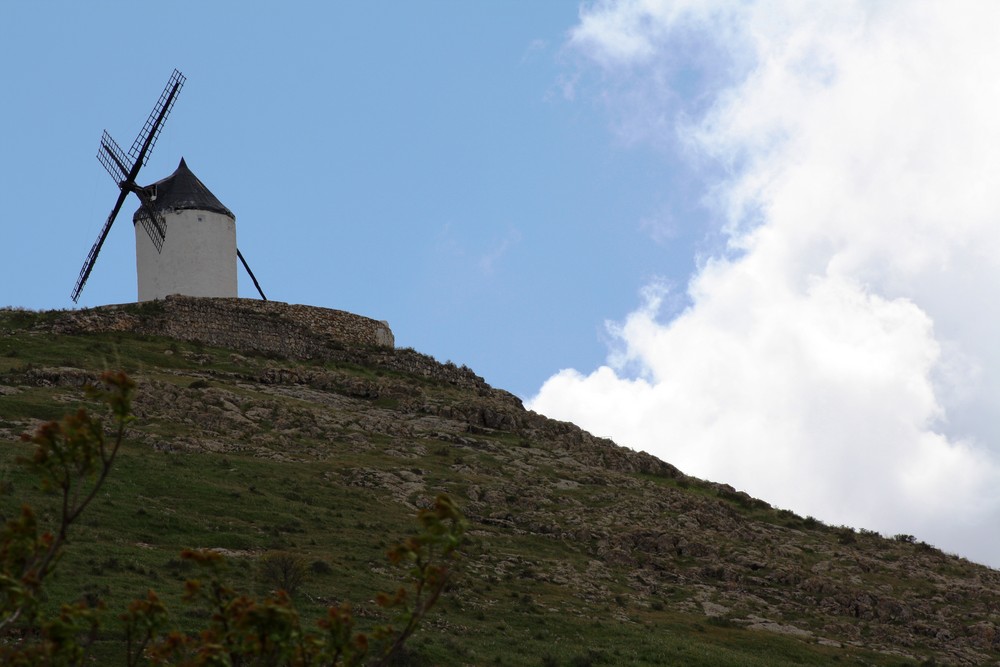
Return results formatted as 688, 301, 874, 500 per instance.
2, 305, 998, 665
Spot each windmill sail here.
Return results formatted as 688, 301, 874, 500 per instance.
130, 69, 185, 168
97, 130, 132, 183
133, 195, 167, 250
71, 69, 185, 303
71, 188, 131, 303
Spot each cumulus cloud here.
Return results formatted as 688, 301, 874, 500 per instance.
532, 0, 1000, 564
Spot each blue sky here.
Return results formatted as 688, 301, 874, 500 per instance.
7, 2, 1000, 568
0, 1, 707, 399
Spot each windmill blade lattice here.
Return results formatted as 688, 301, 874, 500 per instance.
134, 193, 167, 251
71, 188, 132, 303
97, 130, 132, 183
71, 69, 185, 303
129, 69, 185, 168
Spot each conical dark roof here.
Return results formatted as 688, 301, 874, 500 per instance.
132, 158, 234, 222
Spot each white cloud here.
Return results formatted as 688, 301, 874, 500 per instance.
570, 0, 744, 68
533, 0, 1000, 565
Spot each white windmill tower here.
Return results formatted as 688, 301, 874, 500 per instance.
133, 157, 237, 301
72, 70, 266, 304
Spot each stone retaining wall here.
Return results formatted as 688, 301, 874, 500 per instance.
53, 296, 394, 359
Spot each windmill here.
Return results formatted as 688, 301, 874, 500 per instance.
72, 69, 267, 303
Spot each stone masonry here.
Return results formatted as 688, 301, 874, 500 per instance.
50, 295, 394, 359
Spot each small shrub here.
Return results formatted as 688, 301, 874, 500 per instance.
310, 559, 334, 575
837, 528, 857, 545
707, 615, 738, 628
387, 645, 430, 666
260, 551, 309, 596
569, 649, 604, 667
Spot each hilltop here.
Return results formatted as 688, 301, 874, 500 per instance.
2, 300, 1000, 666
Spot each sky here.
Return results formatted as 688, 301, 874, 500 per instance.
4, 2, 1000, 567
